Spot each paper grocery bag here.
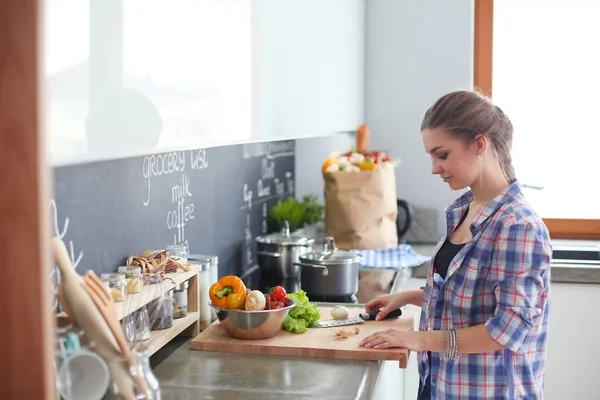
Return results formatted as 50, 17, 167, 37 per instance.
324, 166, 398, 250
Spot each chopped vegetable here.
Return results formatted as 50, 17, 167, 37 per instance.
330, 305, 349, 320
245, 290, 266, 311
282, 289, 320, 334
209, 275, 247, 310
334, 326, 360, 338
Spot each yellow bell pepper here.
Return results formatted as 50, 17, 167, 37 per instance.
209, 275, 247, 309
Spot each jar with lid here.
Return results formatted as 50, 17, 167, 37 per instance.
189, 254, 218, 322
148, 290, 174, 330
117, 266, 144, 294
173, 281, 188, 319
100, 272, 126, 302
166, 244, 188, 265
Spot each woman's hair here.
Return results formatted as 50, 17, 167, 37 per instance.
420, 90, 515, 181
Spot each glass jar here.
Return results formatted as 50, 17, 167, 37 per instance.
100, 273, 126, 302
173, 281, 188, 319
134, 305, 151, 342
118, 266, 144, 294
102, 349, 161, 400
148, 290, 174, 330
189, 254, 218, 321
166, 244, 188, 265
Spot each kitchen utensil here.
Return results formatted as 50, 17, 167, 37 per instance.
209, 300, 296, 340
51, 238, 136, 399
191, 306, 416, 368
255, 220, 314, 279
81, 270, 149, 398
313, 308, 403, 328
294, 237, 362, 298
57, 349, 110, 400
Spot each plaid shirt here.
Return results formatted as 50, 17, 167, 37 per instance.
418, 181, 552, 399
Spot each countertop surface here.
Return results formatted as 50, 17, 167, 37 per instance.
152, 337, 382, 400
409, 243, 600, 284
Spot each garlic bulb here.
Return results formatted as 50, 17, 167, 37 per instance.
245, 290, 266, 310
330, 305, 349, 320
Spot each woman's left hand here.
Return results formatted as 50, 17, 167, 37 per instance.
359, 329, 423, 351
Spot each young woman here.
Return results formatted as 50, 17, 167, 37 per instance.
359, 90, 552, 399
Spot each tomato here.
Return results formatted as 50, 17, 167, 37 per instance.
268, 286, 287, 302
282, 297, 293, 307
266, 299, 284, 310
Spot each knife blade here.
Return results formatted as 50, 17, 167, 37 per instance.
313, 308, 403, 328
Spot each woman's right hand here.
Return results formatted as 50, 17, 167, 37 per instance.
365, 290, 421, 320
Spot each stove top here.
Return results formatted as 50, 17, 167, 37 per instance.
254, 270, 358, 304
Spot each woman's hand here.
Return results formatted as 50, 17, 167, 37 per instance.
359, 329, 423, 351
365, 289, 422, 320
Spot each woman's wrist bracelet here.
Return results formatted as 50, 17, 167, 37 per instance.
442, 329, 459, 360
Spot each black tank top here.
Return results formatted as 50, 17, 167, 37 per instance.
419, 208, 470, 399
433, 208, 469, 279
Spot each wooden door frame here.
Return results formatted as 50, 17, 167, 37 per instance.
474, 0, 600, 239
0, 0, 54, 398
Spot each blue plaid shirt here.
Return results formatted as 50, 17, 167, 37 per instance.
418, 181, 552, 399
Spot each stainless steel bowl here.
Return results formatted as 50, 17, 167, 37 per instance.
209, 301, 296, 340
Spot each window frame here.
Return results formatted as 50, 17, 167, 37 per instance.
474, 0, 600, 240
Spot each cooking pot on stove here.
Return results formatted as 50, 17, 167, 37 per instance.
294, 237, 362, 298
255, 221, 314, 279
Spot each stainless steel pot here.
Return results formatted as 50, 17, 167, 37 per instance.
294, 237, 362, 298
255, 221, 314, 279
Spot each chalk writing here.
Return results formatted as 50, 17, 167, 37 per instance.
274, 178, 285, 197
262, 203, 268, 234
49, 199, 83, 269
261, 158, 275, 180
267, 141, 295, 159
167, 172, 195, 244
142, 151, 185, 207
190, 148, 208, 170
243, 183, 253, 210
242, 141, 294, 159
244, 213, 253, 266
257, 179, 271, 198
49, 199, 83, 311
285, 171, 294, 196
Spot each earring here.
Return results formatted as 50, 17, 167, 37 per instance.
477, 154, 483, 160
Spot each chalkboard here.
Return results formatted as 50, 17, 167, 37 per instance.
50, 140, 295, 309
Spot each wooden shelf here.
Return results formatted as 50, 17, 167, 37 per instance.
116, 265, 199, 320
147, 312, 199, 356
56, 264, 201, 356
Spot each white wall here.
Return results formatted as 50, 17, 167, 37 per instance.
365, 0, 474, 236
295, 133, 355, 202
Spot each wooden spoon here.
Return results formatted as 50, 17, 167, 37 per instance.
52, 237, 136, 400
82, 270, 150, 398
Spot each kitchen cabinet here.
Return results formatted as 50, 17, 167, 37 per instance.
45, 0, 365, 167
544, 282, 600, 399
253, 0, 365, 141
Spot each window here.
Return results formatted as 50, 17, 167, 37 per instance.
474, 0, 600, 239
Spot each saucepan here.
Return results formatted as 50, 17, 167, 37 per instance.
294, 237, 362, 298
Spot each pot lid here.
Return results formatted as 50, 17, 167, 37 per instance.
255, 220, 315, 246
299, 237, 362, 265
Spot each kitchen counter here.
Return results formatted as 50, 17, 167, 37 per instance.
152, 337, 383, 400
409, 243, 600, 284
151, 298, 416, 399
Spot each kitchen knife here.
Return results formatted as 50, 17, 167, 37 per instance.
313, 308, 403, 328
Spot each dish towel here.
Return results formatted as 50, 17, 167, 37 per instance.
351, 244, 431, 269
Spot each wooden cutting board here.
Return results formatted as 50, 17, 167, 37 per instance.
190, 306, 416, 368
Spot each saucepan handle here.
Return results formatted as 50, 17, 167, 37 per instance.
293, 262, 329, 277
256, 251, 281, 258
